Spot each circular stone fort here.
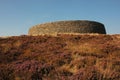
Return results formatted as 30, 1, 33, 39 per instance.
28, 20, 106, 35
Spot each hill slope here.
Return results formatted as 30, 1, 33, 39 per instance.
0, 34, 120, 80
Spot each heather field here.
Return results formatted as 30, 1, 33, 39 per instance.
0, 34, 120, 80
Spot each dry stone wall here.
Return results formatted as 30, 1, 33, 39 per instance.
28, 20, 106, 35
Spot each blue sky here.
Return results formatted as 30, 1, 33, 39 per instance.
0, 0, 120, 36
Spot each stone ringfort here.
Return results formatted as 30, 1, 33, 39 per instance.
28, 20, 106, 35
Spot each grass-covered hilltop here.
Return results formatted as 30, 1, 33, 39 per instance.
0, 20, 120, 80
0, 34, 120, 80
